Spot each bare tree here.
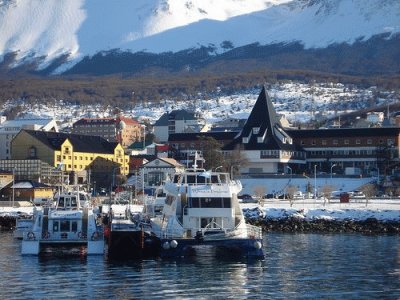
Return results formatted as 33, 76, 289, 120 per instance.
360, 183, 377, 207
225, 144, 249, 178
286, 185, 298, 207
253, 185, 266, 206
322, 184, 334, 206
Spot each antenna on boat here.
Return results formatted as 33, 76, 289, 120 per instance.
192, 151, 198, 170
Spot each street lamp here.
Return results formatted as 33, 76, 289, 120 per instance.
314, 164, 317, 199
12, 167, 15, 208
330, 163, 337, 180
287, 165, 292, 179
141, 124, 146, 151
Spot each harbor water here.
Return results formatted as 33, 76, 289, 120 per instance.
0, 230, 399, 299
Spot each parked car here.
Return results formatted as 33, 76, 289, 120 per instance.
32, 198, 52, 206
239, 194, 258, 203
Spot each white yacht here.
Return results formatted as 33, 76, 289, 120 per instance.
21, 189, 104, 255
150, 168, 264, 258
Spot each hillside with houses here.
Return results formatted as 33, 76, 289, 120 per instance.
0, 83, 400, 204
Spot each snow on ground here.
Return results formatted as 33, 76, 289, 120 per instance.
1, 198, 399, 223
10, 81, 397, 129
242, 199, 400, 222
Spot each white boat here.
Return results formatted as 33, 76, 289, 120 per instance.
21, 189, 104, 255
13, 213, 35, 239
150, 168, 264, 258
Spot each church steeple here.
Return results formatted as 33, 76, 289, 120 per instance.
223, 86, 294, 151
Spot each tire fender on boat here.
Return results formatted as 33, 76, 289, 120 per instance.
91, 231, 99, 241
27, 231, 35, 240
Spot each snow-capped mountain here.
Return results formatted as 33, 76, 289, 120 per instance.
0, 0, 399, 74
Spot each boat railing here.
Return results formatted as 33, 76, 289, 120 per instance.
245, 223, 263, 239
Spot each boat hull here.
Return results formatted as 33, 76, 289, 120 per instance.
160, 237, 264, 259
107, 230, 161, 259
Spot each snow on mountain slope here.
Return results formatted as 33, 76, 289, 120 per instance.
0, 0, 399, 72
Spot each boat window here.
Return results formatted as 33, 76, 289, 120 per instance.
58, 197, 65, 208
190, 197, 200, 208
219, 174, 227, 183
196, 175, 206, 184
211, 175, 219, 183
223, 198, 231, 208
71, 197, 77, 207
53, 221, 59, 232
166, 195, 174, 206
201, 198, 221, 208
187, 175, 196, 184
189, 197, 231, 208
60, 220, 70, 232
71, 221, 78, 232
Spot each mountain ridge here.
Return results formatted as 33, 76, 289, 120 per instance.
0, 0, 399, 76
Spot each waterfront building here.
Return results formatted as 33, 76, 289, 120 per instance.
167, 87, 400, 177
11, 130, 129, 186
72, 115, 142, 148
140, 157, 184, 189
1, 180, 54, 203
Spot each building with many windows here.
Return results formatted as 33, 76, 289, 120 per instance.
72, 115, 142, 148
153, 110, 205, 143
11, 130, 129, 186
167, 87, 400, 178
0, 118, 58, 160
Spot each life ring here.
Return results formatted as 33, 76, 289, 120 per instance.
42, 231, 50, 239
27, 231, 35, 240
91, 231, 99, 241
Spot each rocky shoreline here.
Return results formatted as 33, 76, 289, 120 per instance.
247, 217, 400, 234
0, 215, 17, 229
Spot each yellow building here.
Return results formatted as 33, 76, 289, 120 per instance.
11, 130, 129, 179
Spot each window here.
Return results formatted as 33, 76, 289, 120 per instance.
53, 221, 59, 232
333, 140, 338, 145
344, 140, 349, 145
60, 220, 70, 232
367, 139, 372, 145
356, 139, 361, 145
28, 146, 37, 158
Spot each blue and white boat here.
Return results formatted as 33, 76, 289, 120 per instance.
150, 167, 264, 259
21, 189, 104, 255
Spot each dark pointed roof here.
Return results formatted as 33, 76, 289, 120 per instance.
22, 130, 119, 154
223, 86, 299, 151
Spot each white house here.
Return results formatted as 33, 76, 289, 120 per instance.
153, 110, 204, 143
140, 157, 184, 189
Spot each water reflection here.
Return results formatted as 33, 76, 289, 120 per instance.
0, 231, 399, 299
